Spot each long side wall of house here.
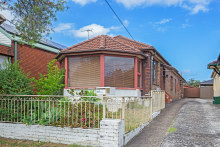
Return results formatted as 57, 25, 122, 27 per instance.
214, 74, 220, 97
16, 42, 58, 78
142, 52, 184, 99
0, 41, 58, 79
164, 67, 182, 100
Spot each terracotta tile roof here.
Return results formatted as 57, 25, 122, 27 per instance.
113, 35, 154, 50
61, 35, 143, 55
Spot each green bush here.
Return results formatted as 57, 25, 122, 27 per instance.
34, 59, 65, 95
0, 59, 33, 95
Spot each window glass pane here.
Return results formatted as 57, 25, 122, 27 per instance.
105, 56, 134, 88
153, 60, 158, 83
68, 56, 100, 87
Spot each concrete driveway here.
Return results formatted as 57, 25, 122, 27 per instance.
125, 98, 220, 147
161, 98, 220, 147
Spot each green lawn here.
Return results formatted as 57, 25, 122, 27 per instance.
0, 137, 89, 147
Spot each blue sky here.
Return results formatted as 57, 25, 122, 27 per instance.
50, 0, 220, 81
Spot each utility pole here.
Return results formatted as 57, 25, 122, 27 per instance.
82, 29, 93, 39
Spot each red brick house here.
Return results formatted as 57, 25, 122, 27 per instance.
0, 23, 66, 78
56, 35, 185, 101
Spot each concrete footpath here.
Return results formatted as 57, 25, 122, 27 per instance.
125, 98, 220, 147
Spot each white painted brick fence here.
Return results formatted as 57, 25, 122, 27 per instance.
0, 111, 161, 146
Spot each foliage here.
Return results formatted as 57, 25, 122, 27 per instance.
1, 0, 67, 45
67, 89, 101, 102
0, 59, 33, 95
168, 118, 177, 133
34, 59, 65, 95
185, 78, 200, 88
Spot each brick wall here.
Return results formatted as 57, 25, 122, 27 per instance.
143, 53, 151, 94
0, 44, 13, 56
15, 42, 58, 79
164, 67, 182, 101
0, 41, 59, 79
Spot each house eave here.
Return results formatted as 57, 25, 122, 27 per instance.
56, 49, 146, 61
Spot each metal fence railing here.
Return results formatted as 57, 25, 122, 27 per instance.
0, 95, 102, 128
0, 91, 165, 133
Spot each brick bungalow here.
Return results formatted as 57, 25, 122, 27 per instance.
56, 35, 185, 101
0, 22, 66, 79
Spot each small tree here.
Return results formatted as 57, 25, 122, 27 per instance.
0, 59, 33, 94
1, 0, 67, 45
185, 78, 200, 88
34, 59, 65, 95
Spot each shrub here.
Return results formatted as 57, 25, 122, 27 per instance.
34, 59, 65, 95
0, 59, 33, 95
67, 89, 101, 102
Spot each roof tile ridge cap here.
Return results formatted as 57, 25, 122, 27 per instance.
99, 35, 106, 49
115, 35, 153, 47
63, 35, 101, 51
110, 36, 140, 52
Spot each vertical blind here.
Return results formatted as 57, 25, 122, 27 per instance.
68, 56, 100, 87
104, 56, 134, 88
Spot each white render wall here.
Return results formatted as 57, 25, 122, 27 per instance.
214, 74, 220, 97
64, 88, 141, 97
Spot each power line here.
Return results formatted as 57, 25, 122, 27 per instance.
104, 0, 135, 40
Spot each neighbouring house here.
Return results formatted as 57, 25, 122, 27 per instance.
56, 35, 185, 101
0, 21, 66, 79
199, 79, 213, 99
208, 54, 220, 104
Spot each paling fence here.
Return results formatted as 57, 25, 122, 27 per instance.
103, 96, 152, 133
0, 91, 165, 134
151, 90, 165, 113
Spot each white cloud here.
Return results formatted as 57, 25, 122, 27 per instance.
115, 0, 212, 14
54, 21, 129, 39
182, 23, 190, 28
71, 0, 97, 6
71, 24, 110, 38
156, 18, 172, 25
54, 23, 73, 32
151, 18, 172, 32
182, 3, 208, 14
123, 19, 129, 27
70, 24, 123, 39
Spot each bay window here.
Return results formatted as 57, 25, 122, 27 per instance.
68, 56, 100, 87
104, 56, 134, 88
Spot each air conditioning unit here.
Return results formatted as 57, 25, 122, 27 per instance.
96, 87, 116, 96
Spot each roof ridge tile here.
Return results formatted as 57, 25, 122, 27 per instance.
63, 35, 101, 52
114, 35, 153, 48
